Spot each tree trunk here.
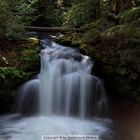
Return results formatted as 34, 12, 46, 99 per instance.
108, 0, 113, 12
115, 0, 125, 25
125, 0, 133, 10
24, 26, 81, 33
95, 0, 100, 20
115, 0, 125, 15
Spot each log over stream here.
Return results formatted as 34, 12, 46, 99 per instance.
25, 26, 81, 33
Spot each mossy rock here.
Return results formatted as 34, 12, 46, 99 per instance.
103, 22, 140, 38
103, 24, 130, 38
28, 37, 40, 47
21, 48, 40, 72
0, 67, 30, 90
81, 29, 102, 45
80, 18, 107, 31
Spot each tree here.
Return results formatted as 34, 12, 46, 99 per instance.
96, 0, 101, 19
0, 0, 24, 38
63, 0, 102, 27
115, 0, 125, 15
18, 0, 38, 25
32, 0, 64, 26
125, 0, 133, 9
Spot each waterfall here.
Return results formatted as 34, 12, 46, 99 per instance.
0, 39, 113, 140
16, 39, 107, 118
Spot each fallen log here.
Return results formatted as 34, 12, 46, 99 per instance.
25, 26, 81, 33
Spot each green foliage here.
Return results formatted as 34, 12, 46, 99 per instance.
22, 48, 40, 71
0, 0, 40, 39
32, 0, 65, 26
17, 0, 38, 25
103, 24, 130, 37
0, 67, 26, 79
63, 2, 88, 27
6, 17, 25, 39
116, 6, 140, 23
81, 29, 101, 45
103, 23, 140, 40
0, 67, 29, 90
0, 39, 40, 96
119, 49, 140, 73
80, 17, 107, 31
63, 0, 100, 27
0, 0, 24, 39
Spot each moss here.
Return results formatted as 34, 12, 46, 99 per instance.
116, 6, 140, 24
81, 29, 102, 45
28, 37, 40, 47
80, 17, 107, 31
102, 24, 133, 38
21, 48, 40, 72
63, 2, 90, 28
0, 67, 30, 92
56, 33, 82, 47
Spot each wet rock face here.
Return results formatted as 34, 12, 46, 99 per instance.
0, 92, 15, 114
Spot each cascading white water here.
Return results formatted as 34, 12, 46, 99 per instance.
16, 39, 107, 117
39, 40, 107, 118
0, 39, 113, 140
